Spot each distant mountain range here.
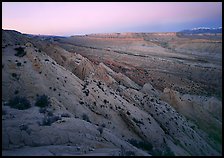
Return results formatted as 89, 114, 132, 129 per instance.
179, 27, 222, 34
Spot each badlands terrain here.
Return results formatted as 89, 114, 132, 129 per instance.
2, 29, 222, 156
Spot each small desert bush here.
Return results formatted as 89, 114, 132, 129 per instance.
14, 47, 26, 57
11, 73, 20, 80
19, 124, 28, 131
14, 90, 19, 95
16, 62, 22, 67
82, 113, 91, 123
163, 146, 175, 156
97, 123, 106, 135
128, 139, 153, 151
103, 99, 109, 104
124, 151, 135, 156
35, 94, 50, 108
39, 107, 47, 113
7, 96, 31, 110
47, 110, 53, 116
40, 115, 61, 126
97, 126, 104, 135
151, 146, 175, 156
2, 109, 7, 115
61, 113, 71, 118
39, 107, 53, 116
132, 117, 144, 125
101, 123, 106, 128
83, 89, 89, 96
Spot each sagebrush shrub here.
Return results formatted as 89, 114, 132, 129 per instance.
39, 107, 47, 113
16, 62, 22, 66
128, 139, 153, 151
2, 109, 7, 115
82, 113, 91, 123
35, 94, 50, 107
7, 96, 31, 110
124, 151, 135, 156
14, 47, 26, 57
61, 113, 70, 117
40, 115, 61, 126
97, 126, 104, 135
11, 73, 20, 80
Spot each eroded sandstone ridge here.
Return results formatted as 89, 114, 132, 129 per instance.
2, 30, 222, 156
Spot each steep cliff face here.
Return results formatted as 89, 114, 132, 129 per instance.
2, 30, 222, 156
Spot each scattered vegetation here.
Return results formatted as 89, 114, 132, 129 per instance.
2, 109, 7, 115
97, 123, 106, 135
47, 110, 53, 116
14, 47, 26, 57
14, 90, 19, 95
160, 42, 169, 48
128, 139, 153, 151
39, 107, 53, 117
83, 89, 90, 96
126, 111, 131, 115
97, 81, 104, 92
61, 113, 71, 118
16, 62, 22, 67
124, 151, 135, 156
97, 126, 104, 135
7, 96, 31, 110
79, 101, 84, 105
82, 113, 91, 123
132, 117, 144, 125
39, 107, 47, 113
151, 146, 175, 156
19, 124, 28, 131
40, 115, 61, 126
173, 139, 181, 146
120, 144, 136, 156
11, 73, 20, 80
35, 94, 50, 108
103, 99, 109, 104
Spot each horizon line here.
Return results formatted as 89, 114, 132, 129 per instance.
2, 27, 222, 37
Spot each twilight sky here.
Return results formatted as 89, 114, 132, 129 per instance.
2, 2, 222, 36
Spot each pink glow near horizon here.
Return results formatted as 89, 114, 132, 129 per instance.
2, 2, 222, 36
